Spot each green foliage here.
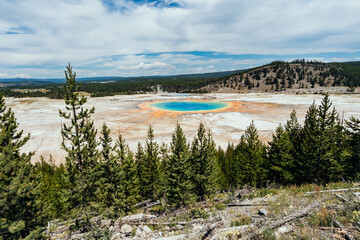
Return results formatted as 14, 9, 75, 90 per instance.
308, 208, 333, 227
267, 124, 294, 185
0, 92, 39, 239
345, 116, 360, 179
165, 123, 194, 208
119, 136, 140, 213
188, 208, 209, 219
190, 123, 217, 200
59, 63, 99, 216
230, 215, 252, 226
138, 125, 161, 200
236, 121, 267, 187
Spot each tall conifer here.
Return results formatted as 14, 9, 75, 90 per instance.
59, 64, 99, 216
236, 121, 266, 187
190, 123, 217, 200
165, 123, 194, 208
0, 93, 38, 238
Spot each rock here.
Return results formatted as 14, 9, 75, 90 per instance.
193, 224, 203, 231
120, 224, 133, 235
258, 209, 268, 216
163, 226, 171, 231
71, 233, 85, 239
275, 225, 294, 237
111, 232, 121, 240
142, 225, 152, 233
109, 226, 114, 233
113, 225, 121, 234
176, 224, 184, 230
101, 219, 112, 227
135, 228, 143, 236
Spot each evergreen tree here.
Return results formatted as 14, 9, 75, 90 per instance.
345, 116, 360, 179
285, 109, 301, 145
236, 121, 266, 187
216, 143, 238, 191
59, 64, 99, 216
137, 126, 161, 200
113, 133, 139, 213
190, 123, 217, 201
0, 93, 39, 239
96, 125, 124, 215
165, 123, 194, 208
34, 157, 67, 222
316, 94, 342, 182
100, 123, 114, 162
296, 94, 343, 184
296, 102, 319, 184
267, 124, 294, 185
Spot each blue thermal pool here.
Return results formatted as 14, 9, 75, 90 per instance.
150, 101, 229, 112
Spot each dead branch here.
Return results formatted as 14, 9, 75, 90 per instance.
134, 199, 151, 208
306, 188, 360, 194
226, 202, 269, 207
243, 201, 321, 239
334, 193, 349, 202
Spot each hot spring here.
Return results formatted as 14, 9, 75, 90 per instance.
150, 101, 229, 112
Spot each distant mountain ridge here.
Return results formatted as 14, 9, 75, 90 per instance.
0, 71, 238, 87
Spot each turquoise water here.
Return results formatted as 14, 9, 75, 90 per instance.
150, 101, 229, 112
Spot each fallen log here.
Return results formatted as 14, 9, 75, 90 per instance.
134, 199, 151, 208
243, 201, 321, 239
334, 193, 349, 202
306, 188, 360, 194
141, 200, 161, 209
226, 202, 269, 207
333, 219, 354, 240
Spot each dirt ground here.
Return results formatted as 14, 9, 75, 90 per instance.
5, 93, 360, 164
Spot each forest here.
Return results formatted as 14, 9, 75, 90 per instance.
1, 64, 360, 239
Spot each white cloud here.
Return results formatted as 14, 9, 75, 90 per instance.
0, 73, 31, 78
1, 0, 360, 77
117, 61, 174, 70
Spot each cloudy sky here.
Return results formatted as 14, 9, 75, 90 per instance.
1, 0, 360, 78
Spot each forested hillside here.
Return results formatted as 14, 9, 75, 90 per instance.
2, 60, 360, 99
1, 65, 360, 239
204, 60, 360, 92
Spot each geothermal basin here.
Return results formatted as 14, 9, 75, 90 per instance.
5, 93, 360, 164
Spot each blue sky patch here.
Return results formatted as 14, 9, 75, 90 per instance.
3, 27, 34, 35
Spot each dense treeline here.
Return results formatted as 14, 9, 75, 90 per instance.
1, 64, 360, 239
1, 71, 237, 99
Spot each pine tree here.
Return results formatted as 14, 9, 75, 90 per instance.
296, 94, 343, 184
216, 143, 238, 191
121, 149, 140, 213
346, 116, 360, 179
316, 94, 341, 182
267, 124, 294, 185
165, 123, 194, 208
0, 93, 39, 239
138, 126, 161, 200
190, 123, 217, 201
96, 125, 124, 215
236, 121, 266, 187
100, 123, 114, 162
296, 102, 319, 184
59, 63, 99, 216
34, 156, 67, 222
113, 132, 139, 213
